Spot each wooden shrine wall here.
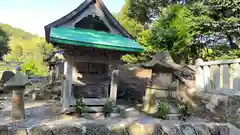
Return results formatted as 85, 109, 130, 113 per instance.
62, 49, 123, 99
72, 62, 109, 98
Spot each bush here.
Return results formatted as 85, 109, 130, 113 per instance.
178, 103, 191, 121
103, 99, 114, 117
76, 95, 85, 117
155, 101, 169, 119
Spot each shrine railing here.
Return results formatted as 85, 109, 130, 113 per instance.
196, 58, 240, 92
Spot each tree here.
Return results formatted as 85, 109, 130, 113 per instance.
0, 23, 55, 76
3, 36, 54, 76
126, 0, 201, 26
114, 1, 144, 39
149, 4, 197, 64
0, 27, 9, 59
114, 0, 158, 64
118, 0, 240, 64
189, 0, 240, 60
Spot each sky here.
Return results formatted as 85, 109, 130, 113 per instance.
0, 0, 125, 36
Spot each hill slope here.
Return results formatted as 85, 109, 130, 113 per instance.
0, 23, 54, 76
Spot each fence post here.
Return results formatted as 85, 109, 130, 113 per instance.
196, 59, 204, 92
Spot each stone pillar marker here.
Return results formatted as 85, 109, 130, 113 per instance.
4, 71, 30, 120
62, 58, 74, 114
110, 70, 119, 105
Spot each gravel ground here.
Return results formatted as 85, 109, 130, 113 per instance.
0, 98, 146, 129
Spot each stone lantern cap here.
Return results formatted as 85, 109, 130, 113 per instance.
4, 71, 30, 88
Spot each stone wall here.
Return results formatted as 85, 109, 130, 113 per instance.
117, 65, 197, 112
194, 89, 240, 129
1, 120, 239, 135
117, 65, 151, 103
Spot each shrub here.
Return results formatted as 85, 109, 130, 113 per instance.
76, 95, 85, 117
155, 101, 169, 119
103, 99, 114, 117
178, 103, 191, 121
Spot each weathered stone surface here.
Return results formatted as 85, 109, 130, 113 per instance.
29, 125, 53, 135
0, 125, 9, 135
196, 90, 240, 128
109, 125, 129, 135
160, 120, 182, 135
0, 120, 239, 135
193, 124, 211, 135
0, 102, 5, 110
118, 66, 148, 104
0, 71, 15, 84
83, 124, 111, 135
4, 71, 30, 87
126, 123, 146, 135
125, 117, 163, 135
9, 128, 28, 135
25, 85, 61, 101
11, 90, 25, 120
51, 124, 83, 135
207, 124, 225, 135
180, 125, 197, 135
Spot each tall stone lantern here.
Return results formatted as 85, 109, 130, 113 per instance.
4, 71, 30, 120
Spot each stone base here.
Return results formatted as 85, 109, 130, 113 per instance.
195, 89, 240, 128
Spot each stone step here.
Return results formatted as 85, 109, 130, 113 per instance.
82, 112, 122, 119
83, 106, 103, 113
83, 106, 120, 113
167, 114, 180, 120
118, 106, 141, 117
83, 98, 108, 106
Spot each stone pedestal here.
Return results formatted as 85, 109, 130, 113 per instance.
12, 89, 25, 120
4, 71, 29, 120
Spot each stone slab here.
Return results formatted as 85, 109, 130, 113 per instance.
83, 98, 107, 106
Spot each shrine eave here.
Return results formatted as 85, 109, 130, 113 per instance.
49, 27, 144, 53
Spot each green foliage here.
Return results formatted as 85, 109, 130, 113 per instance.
103, 99, 114, 117
189, 0, 240, 61
126, 0, 172, 25
115, 1, 158, 64
126, 0, 199, 25
76, 95, 85, 117
118, 0, 240, 64
150, 5, 197, 64
155, 101, 169, 119
0, 26, 9, 58
178, 103, 191, 121
0, 24, 34, 39
0, 24, 54, 76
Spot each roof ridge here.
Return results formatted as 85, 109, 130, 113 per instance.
45, 0, 134, 42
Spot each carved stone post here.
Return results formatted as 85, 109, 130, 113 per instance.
55, 64, 60, 80
110, 70, 119, 105
62, 56, 75, 114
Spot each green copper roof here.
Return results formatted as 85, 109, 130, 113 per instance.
49, 27, 144, 52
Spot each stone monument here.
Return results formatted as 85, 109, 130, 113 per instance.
4, 71, 30, 120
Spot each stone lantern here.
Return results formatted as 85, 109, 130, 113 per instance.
4, 71, 30, 120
